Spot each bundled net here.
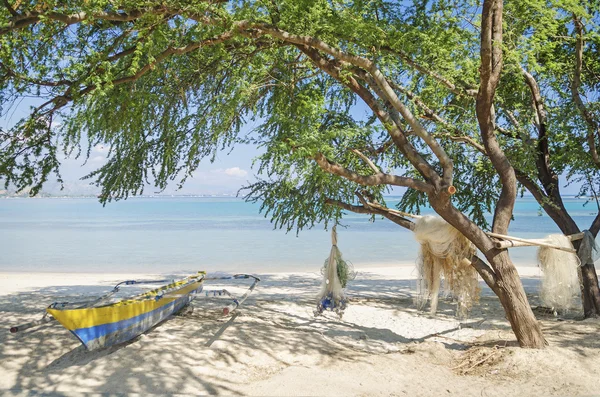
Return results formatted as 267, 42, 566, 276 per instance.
537, 234, 581, 313
413, 216, 480, 317
320, 254, 356, 289
315, 226, 356, 318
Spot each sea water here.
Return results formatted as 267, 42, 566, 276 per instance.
0, 196, 597, 273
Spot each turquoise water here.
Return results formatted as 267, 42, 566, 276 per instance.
0, 197, 597, 273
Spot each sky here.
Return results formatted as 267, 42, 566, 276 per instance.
51, 141, 260, 196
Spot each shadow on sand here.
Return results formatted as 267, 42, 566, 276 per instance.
1, 272, 598, 395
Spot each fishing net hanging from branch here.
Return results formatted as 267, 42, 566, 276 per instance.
413, 216, 480, 318
315, 225, 356, 318
537, 234, 581, 313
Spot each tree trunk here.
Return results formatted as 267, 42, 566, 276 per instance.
486, 250, 548, 348
430, 195, 547, 348
516, 69, 600, 317
581, 263, 600, 317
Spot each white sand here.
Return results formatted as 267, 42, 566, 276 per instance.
1, 265, 600, 396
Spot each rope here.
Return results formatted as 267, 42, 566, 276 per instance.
332, 225, 337, 246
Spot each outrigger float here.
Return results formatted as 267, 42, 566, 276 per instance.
10, 272, 260, 350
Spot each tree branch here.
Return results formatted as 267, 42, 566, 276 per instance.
350, 148, 380, 173
504, 109, 522, 131
112, 32, 234, 85
379, 45, 478, 98
2, 0, 18, 17
591, 213, 600, 237
314, 152, 432, 192
239, 22, 454, 187
476, 0, 515, 234
5, 9, 452, 192
520, 66, 560, 198
295, 45, 440, 186
325, 197, 415, 230
571, 14, 600, 168
0, 6, 170, 34
361, 139, 394, 156
518, 66, 582, 234
0, 61, 72, 87
25, 31, 237, 119
496, 108, 534, 145
515, 171, 547, 203
390, 81, 486, 154
470, 255, 500, 295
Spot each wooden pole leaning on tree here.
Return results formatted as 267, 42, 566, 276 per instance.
488, 232, 584, 253
365, 202, 423, 219
362, 202, 581, 255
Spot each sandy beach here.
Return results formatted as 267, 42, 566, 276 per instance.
1, 264, 600, 396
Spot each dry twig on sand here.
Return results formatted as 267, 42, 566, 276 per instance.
452, 345, 504, 375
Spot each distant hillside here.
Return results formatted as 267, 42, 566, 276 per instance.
0, 188, 56, 198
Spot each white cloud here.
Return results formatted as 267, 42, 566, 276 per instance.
223, 167, 248, 178
190, 167, 248, 180
90, 155, 106, 163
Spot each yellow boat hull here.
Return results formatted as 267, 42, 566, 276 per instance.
47, 277, 203, 350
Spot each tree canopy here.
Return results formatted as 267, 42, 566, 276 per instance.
1, 1, 598, 230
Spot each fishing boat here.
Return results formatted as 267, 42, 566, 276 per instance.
10, 272, 260, 350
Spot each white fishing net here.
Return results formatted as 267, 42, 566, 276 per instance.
413, 216, 480, 318
537, 234, 581, 313
315, 226, 356, 318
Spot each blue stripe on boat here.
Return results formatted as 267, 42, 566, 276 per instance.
72, 290, 198, 346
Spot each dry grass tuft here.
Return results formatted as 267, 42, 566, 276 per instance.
452, 345, 506, 376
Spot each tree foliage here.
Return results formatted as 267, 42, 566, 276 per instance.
2, 1, 597, 229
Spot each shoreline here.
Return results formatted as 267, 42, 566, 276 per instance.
0, 264, 546, 296
0, 260, 547, 273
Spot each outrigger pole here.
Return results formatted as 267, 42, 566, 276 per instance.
10, 315, 55, 333
202, 274, 261, 315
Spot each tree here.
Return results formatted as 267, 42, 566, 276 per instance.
359, 0, 600, 317
7, 0, 597, 347
485, 1, 600, 316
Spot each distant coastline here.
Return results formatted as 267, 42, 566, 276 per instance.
0, 191, 240, 199
0, 191, 591, 200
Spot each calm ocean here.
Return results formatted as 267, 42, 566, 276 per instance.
0, 197, 597, 273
